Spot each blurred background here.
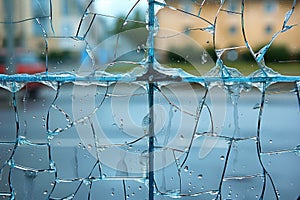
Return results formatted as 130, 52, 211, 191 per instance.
0, 0, 299, 75
0, 1, 299, 200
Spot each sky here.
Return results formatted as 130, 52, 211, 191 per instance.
95, 0, 148, 16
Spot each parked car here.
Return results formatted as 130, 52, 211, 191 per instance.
0, 51, 46, 97
0, 55, 6, 74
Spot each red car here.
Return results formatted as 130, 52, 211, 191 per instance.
0, 52, 46, 97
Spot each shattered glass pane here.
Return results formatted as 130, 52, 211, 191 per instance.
0, 0, 299, 199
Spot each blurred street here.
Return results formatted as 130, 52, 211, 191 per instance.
0, 83, 299, 199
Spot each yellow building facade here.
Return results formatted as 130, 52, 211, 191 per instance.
157, 0, 300, 53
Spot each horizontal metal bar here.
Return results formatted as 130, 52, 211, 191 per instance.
0, 73, 299, 83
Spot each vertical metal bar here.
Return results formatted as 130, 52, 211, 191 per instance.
148, 0, 155, 200
148, 83, 154, 200
148, 0, 155, 65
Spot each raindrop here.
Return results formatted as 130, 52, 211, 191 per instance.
111, 192, 114, 196
149, 75, 153, 81
276, 190, 280, 197
220, 155, 225, 160
197, 174, 203, 179
269, 140, 273, 144
203, 25, 215, 34
180, 135, 184, 140
201, 52, 208, 64
43, 191, 48, 195
138, 186, 142, 190
253, 103, 260, 109
295, 144, 300, 157
184, 166, 189, 172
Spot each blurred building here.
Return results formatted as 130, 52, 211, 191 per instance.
0, 0, 299, 56
157, 0, 300, 53
0, 0, 103, 53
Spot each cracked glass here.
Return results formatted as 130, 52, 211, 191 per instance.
0, 0, 299, 199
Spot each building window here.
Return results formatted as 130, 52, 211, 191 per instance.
264, 1, 277, 13
184, 27, 191, 35
227, 0, 238, 12
181, 3, 192, 13
61, 0, 84, 16
265, 24, 273, 34
226, 50, 238, 61
229, 25, 237, 35
32, 0, 50, 36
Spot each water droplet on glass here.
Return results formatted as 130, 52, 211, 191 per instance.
43, 190, 48, 195
180, 135, 184, 140
111, 192, 114, 196
253, 103, 260, 109
203, 25, 215, 34
269, 140, 273, 144
197, 174, 203, 179
184, 166, 189, 172
201, 52, 208, 64
295, 144, 300, 157
138, 186, 142, 190
220, 155, 225, 160
148, 75, 153, 81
